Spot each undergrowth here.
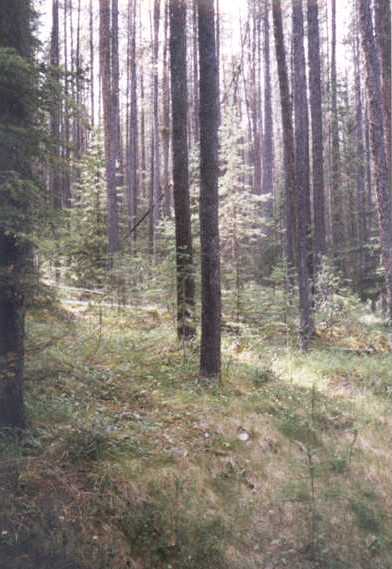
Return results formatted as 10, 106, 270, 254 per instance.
0, 291, 391, 568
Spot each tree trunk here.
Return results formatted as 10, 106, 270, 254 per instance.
49, 0, 62, 210
127, 0, 139, 243
262, 0, 274, 218
192, 0, 200, 144
162, 0, 171, 217
170, 0, 196, 340
307, 0, 326, 262
198, 0, 221, 380
374, 0, 391, 179
250, 1, 262, 196
89, 0, 95, 128
63, 0, 71, 207
111, 0, 122, 171
0, 0, 35, 430
151, 0, 161, 252
358, 0, 392, 320
272, 0, 296, 274
331, 0, 345, 268
292, 0, 314, 348
353, 12, 368, 296
99, 0, 121, 255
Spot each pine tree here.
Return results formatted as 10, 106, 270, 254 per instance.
307, 0, 326, 262
198, 0, 221, 380
169, 0, 195, 339
292, 0, 314, 348
99, 0, 121, 255
358, 0, 392, 320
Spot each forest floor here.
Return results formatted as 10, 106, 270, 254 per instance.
1, 288, 392, 569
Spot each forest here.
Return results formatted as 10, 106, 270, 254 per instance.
0, 0, 391, 567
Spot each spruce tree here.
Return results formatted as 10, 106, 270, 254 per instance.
0, 0, 36, 429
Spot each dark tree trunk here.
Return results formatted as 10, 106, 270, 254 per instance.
262, 0, 274, 218
170, 0, 195, 340
75, 0, 82, 160
192, 0, 200, 144
62, 0, 71, 207
100, 0, 121, 255
353, 15, 368, 293
272, 0, 296, 274
307, 0, 326, 262
140, 49, 147, 201
89, 0, 95, 128
49, 0, 62, 209
375, 0, 391, 179
358, 0, 392, 320
0, 0, 35, 430
162, 0, 171, 217
331, 0, 345, 267
151, 0, 161, 251
111, 0, 123, 170
198, 0, 221, 380
127, 0, 139, 243
250, 1, 262, 196
292, 0, 314, 348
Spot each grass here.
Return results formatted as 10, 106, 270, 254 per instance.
0, 292, 392, 568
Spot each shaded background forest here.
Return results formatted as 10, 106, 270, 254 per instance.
40, 0, 390, 330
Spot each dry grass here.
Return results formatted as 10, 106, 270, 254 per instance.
0, 299, 391, 568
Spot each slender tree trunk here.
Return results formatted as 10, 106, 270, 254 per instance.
49, 0, 62, 210
358, 0, 392, 320
307, 0, 326, 262
170, 0, 195, 340
250, 1, 262, 195
375, 0, 391, 179
89, 0, 95, 128
262, 0, 274, 218
272, 0, 296, 274
127, 0, 139, 242
216, 0, 221, 125
0, 0, 35, 429
198, 0, 221, 380
192, 0, 200, 144
292, 0, 314, 348
75, 0, 81, 160
140, 52, 147, 201
100, 0, 121, 255
365, 104, 374, 234
162, 0, 171, 217
63, 0, 71, 206
111, 0, 122, 170
353, 10, 368, 296
331, 0, 344, 268
151, 0, 161, 251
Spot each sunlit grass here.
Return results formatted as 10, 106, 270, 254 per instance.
2, 296, 390, 568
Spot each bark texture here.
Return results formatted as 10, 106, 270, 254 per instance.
198, 0, 221, 379
331, 0, 345, 266
169, 0, 196, 340
262, 0, 274, 218
359, 0, 392, 319
49, 0, 62, 209
307, 0, 326, 261
375, 0, 391, 179
99, 0, 120, 255
0, 0, 34, 429
292, 0, 314, 348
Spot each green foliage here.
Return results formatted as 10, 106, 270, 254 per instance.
119, 481, 228, 569
219, 107, 264, 283
61, 135, 108, 287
